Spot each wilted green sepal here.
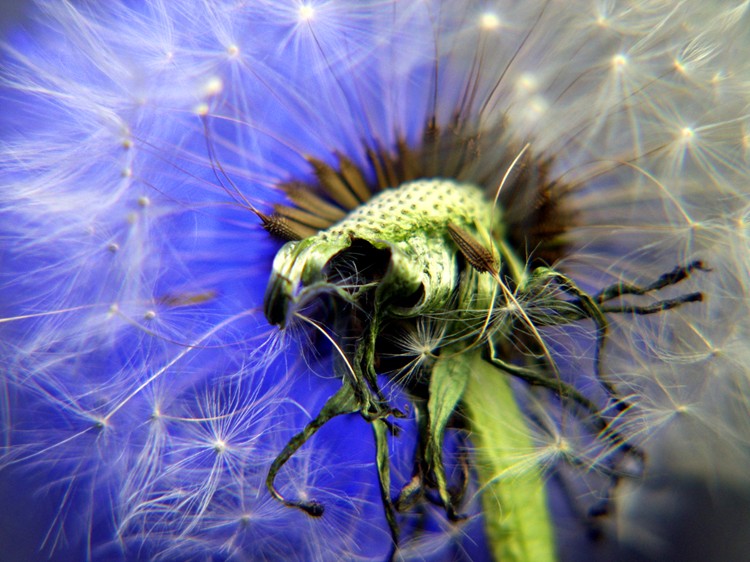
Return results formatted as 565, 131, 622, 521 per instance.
372, 419, 399, 549
427, 350, 471, 518
266, 383, 360, 515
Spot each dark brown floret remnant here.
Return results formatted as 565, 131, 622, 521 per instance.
263, 112, 578, 269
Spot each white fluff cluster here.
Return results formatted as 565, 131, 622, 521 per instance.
1, 1, 748, 560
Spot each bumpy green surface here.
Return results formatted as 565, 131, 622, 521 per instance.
265, 180, 496, 326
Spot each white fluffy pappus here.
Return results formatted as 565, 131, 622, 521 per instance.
1, 1, 749, 561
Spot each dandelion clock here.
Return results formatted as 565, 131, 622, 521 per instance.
1, 1, 749, 561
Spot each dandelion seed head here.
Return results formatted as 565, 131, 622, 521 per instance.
2, 0, 749, 559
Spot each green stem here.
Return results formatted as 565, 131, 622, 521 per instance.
462, 350, 556, 562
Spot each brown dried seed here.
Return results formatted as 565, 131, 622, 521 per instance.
274, 204, 335, 230
281, 181, 347, 223
259, 211, 313, 241
307, 157, 360, 210
447, 223, 497, 275
336, 153, 372, 203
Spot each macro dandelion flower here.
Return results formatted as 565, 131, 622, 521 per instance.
1, 1, 750, 561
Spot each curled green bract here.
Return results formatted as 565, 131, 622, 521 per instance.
262, 178, 705, 560
265, 180, 497, 327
